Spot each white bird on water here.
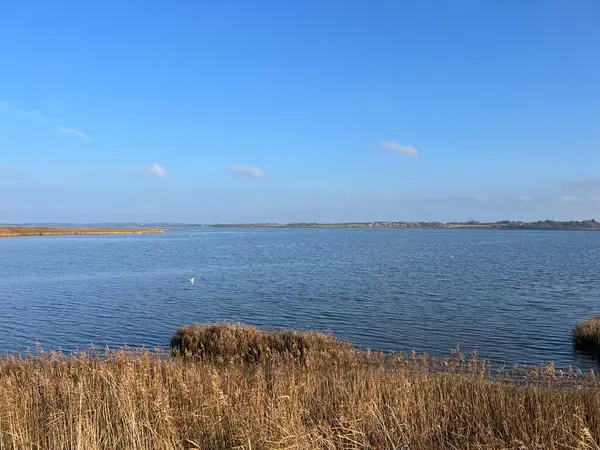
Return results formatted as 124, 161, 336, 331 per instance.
188, 276, 195, 285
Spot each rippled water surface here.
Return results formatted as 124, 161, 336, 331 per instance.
1, 229, 599, 368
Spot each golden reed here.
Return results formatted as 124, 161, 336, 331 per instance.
0, 324, 598, 449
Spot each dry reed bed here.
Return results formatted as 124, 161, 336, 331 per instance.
170, 323, 354, 362
0, 227, 164, 237
574, 316, 600, 354
0, 329, 599, 449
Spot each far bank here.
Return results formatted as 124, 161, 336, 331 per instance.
0, 227, 164, 237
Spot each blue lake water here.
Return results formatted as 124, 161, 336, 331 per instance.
1, 229, 599, 369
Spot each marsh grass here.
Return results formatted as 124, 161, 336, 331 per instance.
574, 316, 600, 354
0, 327, 599, 449
0, 227, 163, 237
170, 323, 353, 362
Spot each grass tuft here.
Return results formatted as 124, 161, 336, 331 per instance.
169, 323, 353, 362
573, 315, 600, 353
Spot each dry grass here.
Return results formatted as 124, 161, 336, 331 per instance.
0, 227, 164, 237
0, 326, 599, 449
574, 316, 600, 353
170, 323, 353, 362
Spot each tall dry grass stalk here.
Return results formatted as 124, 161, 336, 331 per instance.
0, 326, 599, 449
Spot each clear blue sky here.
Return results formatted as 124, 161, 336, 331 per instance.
1, 0, 599, 223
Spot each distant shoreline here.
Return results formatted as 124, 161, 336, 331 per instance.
0, 227, 165, 237
202, 219, 600, 231
2, 220, 599, 233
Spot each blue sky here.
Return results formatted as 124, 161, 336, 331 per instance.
1, 0, 599, 223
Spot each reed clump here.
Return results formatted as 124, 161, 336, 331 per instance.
0, 329, 599, 449
170, 323, 353, 362
573, 315, 600, 353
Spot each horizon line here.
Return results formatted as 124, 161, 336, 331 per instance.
0, 219, 597, 226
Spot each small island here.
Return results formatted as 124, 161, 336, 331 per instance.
0, 226, 164, 237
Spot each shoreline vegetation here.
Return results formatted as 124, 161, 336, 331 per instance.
0, 226, 164, 237
1, 324, 600, 449
207, 219, 600, 231
2, 220, 599, 233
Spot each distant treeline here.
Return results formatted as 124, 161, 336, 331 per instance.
6, 220, 599, 231
488, 219, 600, 230
208, 219, 600, 230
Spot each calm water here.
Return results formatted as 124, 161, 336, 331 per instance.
1, 229, 599, 369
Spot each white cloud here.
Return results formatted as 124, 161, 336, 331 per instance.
560, 195, 581, 203
496, 198, 507, 204
518, 195, 532, 202
475, 194, 487, 201
587, 195, 600, 202
380, 140, 419, 158
58, 126, 89, 140
148, 163, 167, 178
228, 164, 265, 179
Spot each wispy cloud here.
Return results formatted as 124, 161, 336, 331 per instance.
148, 163, 167, 178
380, 140, 419, 158
560, 195, 582, 203
587, 195, 600, 202
423, 195, 452, 200
228, 164, 266, 179
0, 163, 19, 172
0, 164, 28, 182
1, 100, 53, 125
2, 101, 89, 142
475, 194, 487, 201
496, 198, 507, 204
0, 163, 23, 176
57, 126, 89, 140
564, 178, 600, 189
518, 195, 532, 202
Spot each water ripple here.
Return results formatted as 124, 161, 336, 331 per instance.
1, 230, 599, 369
